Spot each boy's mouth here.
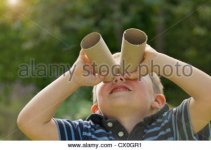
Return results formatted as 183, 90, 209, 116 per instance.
109, 84, 132, 94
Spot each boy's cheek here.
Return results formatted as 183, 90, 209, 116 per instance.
98, 84, 111, 96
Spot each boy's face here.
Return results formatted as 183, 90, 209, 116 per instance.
95, 75, 155, 117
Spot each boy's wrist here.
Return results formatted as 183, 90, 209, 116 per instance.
151, 53, 180, 78
63, 71, 81, 89
69, 78, 81, 89
152, 53, 165, 75
148, 52, 162, 75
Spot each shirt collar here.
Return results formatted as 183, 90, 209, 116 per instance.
86, 104, 169, 126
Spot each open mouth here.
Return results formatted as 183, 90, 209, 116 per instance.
109, 85, 132, 94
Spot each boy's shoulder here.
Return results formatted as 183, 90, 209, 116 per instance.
164, 98, 211, 140
54, 116, 114, 140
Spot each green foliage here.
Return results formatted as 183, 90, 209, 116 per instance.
0, 0, 211, 139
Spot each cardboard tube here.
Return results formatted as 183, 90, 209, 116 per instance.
120, 28, 148, 74
81, 32, 116, 81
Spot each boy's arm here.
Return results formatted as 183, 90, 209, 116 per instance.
17, 50, 103, 140
153, 52, 211, 133
17, 72, 79, 140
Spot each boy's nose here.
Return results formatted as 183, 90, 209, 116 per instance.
112, 75, 126, 84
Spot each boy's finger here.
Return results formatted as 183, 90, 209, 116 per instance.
80, 52, 91, 64
98, 74, 106, 80
124, 71, 139, 80
139, 62, 150, 76
95, 74, 105, 80
130, 72, 139, 80
91, 74, 103, 85
79, 49, 85, 55
123, 72, 130, 79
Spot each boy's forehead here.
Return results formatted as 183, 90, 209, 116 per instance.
142, 75, 152, 83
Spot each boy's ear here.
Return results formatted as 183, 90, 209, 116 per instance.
151, 94, 166, 109
91, 104, 99, 114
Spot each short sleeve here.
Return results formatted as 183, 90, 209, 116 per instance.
171, 98, 211, 140
53, 118, 84, 140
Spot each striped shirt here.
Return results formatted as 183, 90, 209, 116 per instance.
54, 98, 211, 140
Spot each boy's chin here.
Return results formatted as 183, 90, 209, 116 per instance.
109, 90, 132, 97
108, 97, 134, 106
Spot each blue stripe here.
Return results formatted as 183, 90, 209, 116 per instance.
92, 129, 108, 134
145, 117, 170, 134
150, 118, 163, 126
60, 120, 68, 140
181, 102, 188, 140
64, 120, 75, 140
72, 121, 82, 140
183, 99, 198, 140
208, 123, 211, 140
160, 119, 169, 126
145, 128, 171, 140
82, 132, 110, 140
167, 111, 171, 120
82, 124, 91, 129
53, 119, 61, 140
149, 112, 170, 126
145, 126, 160, 133
77, 125, 82, 140
82, 125, 108, 134
171, 110, 176, 140
175, 108, 180, 139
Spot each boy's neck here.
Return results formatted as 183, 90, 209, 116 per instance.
116, 115, 143, 133
106, 111, 149, 134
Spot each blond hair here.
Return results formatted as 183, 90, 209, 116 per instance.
92, 53, 164, 104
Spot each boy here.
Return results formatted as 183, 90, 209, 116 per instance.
17, 45, 211, 140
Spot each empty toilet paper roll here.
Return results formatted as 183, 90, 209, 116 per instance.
80, 32, 116, 81
120, 28, 148, 74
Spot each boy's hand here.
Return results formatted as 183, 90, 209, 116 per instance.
69, 50, 105, 87
124, 44, 159, 80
